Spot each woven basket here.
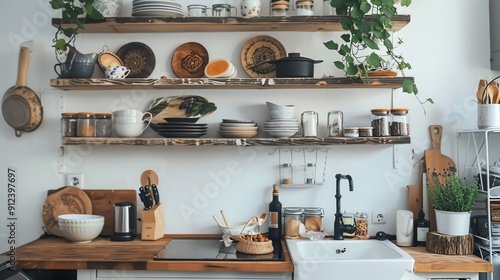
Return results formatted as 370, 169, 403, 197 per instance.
491, 204, 500, 221
231, 235, 273, 255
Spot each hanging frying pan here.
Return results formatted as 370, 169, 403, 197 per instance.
2, 45, 43, 137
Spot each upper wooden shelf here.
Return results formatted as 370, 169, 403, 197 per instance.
50, 77, 413, 90
52, 15, 410, 33
62, 136, 411, 146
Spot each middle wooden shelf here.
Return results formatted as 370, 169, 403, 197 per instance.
62, 136, 411, 146
50, 77, 413, 90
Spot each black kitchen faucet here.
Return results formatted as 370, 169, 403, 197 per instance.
334, 174, 356, 240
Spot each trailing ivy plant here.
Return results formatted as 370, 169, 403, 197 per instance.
324, 0, 433, 107
49, 0, 103, 52
428, 172, 478, 212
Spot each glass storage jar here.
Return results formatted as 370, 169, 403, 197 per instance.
304, 163, 316, 184
371, 109, 390, 136
284, 207, 303, 238
61, 112, 78, 137
76, 112, 95, 137
188, 4, 209, 16
95, 113, 112, 137
358, 127, 373, 137
304, 207, 323, 232
355, 212, 369, 238
390, 108, 409, 136
342, 212, 355, 237
281, 163, 293, 184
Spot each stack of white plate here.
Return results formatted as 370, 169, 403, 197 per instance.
264, 118, 299, 138
219, 119, 259, 138
132, 0, 184, 17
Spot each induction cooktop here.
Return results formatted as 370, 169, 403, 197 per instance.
154, 239, 286, 261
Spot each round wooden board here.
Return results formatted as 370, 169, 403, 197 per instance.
141, 169, 159, 186
42, 186, 93, 236
171, 42, 209, 78
97, 51, 124, 71
241, 35, 286, 78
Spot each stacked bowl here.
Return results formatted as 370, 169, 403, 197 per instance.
205, 59, 237, 78
219, 119, 259, 138
112, 109, 152, 138
264, 102, 299, 138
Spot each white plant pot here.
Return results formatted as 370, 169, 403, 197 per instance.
435, 209, 471, 236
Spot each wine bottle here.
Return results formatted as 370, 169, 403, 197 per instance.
413, 209, 430, 246
268, 184, 282, 243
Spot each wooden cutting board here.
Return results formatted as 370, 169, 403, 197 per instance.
424, 125, 456, 231
407, 159, 425, 219
46, 189, 137, 236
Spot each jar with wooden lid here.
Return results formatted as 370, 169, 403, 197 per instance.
390, 108, 409, 136
61, 112, 78, 137
284, 207, 303, 238
95, 113, 112, 137
76, 112, 95, 137
371, 109, 390, 136
304, 207, 323, 232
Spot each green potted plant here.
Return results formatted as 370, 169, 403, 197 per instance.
49, 0, 103, 52
428, 172, 478, 236
324, 0, 433, 108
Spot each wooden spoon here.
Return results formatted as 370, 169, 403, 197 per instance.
477, 79, 488, 104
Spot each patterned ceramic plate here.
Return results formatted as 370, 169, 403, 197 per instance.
116, 42, 156, 78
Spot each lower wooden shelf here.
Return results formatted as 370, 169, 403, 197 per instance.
61, 136, 411, 146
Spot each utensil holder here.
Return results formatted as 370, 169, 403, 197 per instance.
141, 203, 165, 240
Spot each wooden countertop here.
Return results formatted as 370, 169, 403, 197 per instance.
401, 246, 492, 273
7, 235, 492, 273
10, 234, 293, 272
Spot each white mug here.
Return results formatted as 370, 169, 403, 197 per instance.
240, 0, 261, 16
112, 110, 152, 123
396, 210, 413, 247
105, 65, 130, 79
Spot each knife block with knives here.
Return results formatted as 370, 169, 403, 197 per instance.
139, 170, 165, 241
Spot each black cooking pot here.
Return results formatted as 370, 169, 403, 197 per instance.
270, 53, 322, 78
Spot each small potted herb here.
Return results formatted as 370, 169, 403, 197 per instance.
428, 172, 478, 236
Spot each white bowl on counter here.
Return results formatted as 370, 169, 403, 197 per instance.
58, 214, 105, 243
219, 221, 259, 235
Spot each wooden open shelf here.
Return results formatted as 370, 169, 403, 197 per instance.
52, 15, 410, 33
50, 77, 413, 90
62, 136, 411, 146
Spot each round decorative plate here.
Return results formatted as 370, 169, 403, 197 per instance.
42, 186, 93, 237
241, 35, 287, 78
116, 42, 156, 78
171, 42, 209, 78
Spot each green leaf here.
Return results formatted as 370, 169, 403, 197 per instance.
340, 33, 351, 43
339, 44, 350, 56
323, 40, 339, 50
331, 0, 344, 8
401, 0, 411, 7
359, 2, 371, 13
361, 36, 379, 49
345, 55, 354, 64
403, 79, 414, 93
54, 39, 68, 51
334, 61, 345, 70
62, 27, 77, 37
336, 6, 348, 15
426, 98, 434, 104
383, 38, 393, 49
366, 53, 382, 67
346, 64, 359, 75
85, 2, 103, 20
340, 18, 353, 31
49, 0, 65, 9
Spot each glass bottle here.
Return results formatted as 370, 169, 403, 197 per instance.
281, 163, 293, 184
342, 212, 355, 237
284, 207, 303, 238
371, 109, 390, 136
390, 108, 409, 136
413, 209, 430, 246
76, 112, 95, 137
95, 113, 112, 137
268, 184, 282, 243
61, 112, 78, 137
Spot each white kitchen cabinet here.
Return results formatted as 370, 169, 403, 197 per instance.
77, 269, 291, 280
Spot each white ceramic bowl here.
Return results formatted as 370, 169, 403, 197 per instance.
112, 109, 143, 117
266, 102, 295, 110
269, 109, 295, 119
114, 123, 147, 137
205, 59, 235, 78
219, 221, 259, 235
265, 129, 298, 138
58, 214, 104, 243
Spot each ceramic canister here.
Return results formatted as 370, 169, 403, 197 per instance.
241, 0, 261, 16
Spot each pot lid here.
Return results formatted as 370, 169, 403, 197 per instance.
273, 53, 323, 63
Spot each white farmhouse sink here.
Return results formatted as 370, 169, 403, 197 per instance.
286, 239, 415, 280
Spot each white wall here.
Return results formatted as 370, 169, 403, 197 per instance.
0, 0, 495, 252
